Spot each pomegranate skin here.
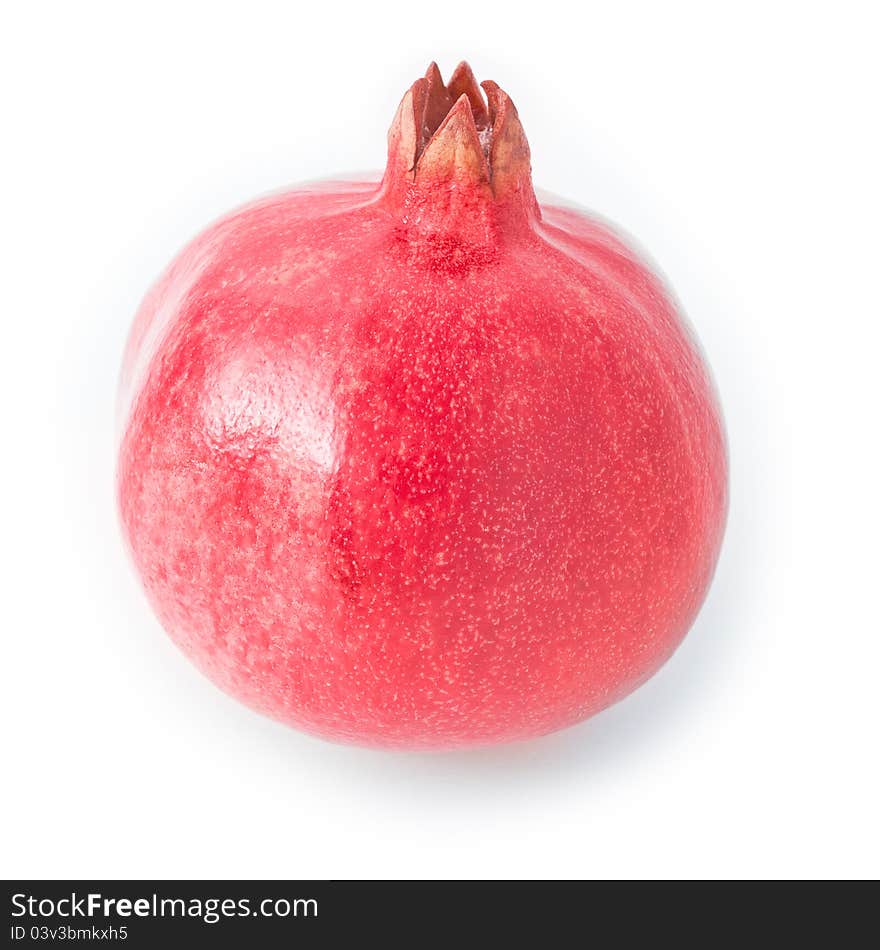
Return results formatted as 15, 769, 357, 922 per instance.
118, 65, 726, 749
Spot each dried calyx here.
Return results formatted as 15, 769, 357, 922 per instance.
385, 62, 534, 202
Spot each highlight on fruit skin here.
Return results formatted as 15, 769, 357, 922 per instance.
117, 62, 728, 750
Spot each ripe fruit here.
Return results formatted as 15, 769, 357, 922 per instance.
118, 63, 727, 749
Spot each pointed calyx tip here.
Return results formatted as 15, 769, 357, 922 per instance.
386, 62, 532, 200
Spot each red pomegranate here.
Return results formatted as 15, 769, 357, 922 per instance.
118, 63, 727, 749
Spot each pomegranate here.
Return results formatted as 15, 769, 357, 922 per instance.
118, 63, 727, 750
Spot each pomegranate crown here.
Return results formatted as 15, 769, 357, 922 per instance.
384, 62, 534, 205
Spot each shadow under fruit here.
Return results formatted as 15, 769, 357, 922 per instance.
117, 63, 727, 750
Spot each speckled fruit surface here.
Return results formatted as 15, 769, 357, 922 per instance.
117, 63, 727, 749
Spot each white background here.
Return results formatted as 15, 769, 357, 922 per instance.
3, 1, 878, 880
